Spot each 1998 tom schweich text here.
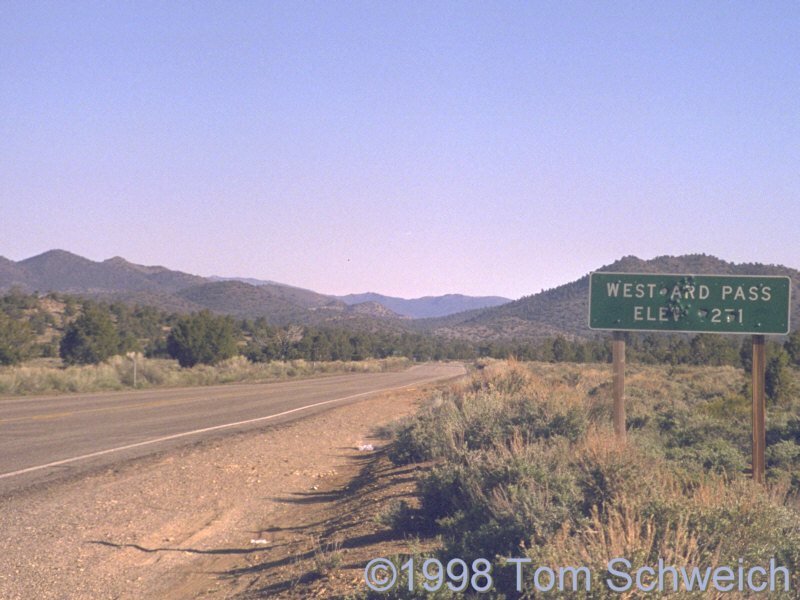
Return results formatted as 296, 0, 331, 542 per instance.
363, 556, 792, 594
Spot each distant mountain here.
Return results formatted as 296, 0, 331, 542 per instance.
1, 251, 795, 340
175, 281, 312, 322
173, 282, 410, 330
208, 275, 284, 287
211, 281, 511, 317
209, 276, 347, 311
334, 292, 512, 319
0, 251, 451, 329
5, 250, 208, 294
345, 301, 408, 320
0, 256, 28, 289
82, 290, 208, 315
418, 254, 800, 341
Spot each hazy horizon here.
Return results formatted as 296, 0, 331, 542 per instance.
3, 3, 797, 298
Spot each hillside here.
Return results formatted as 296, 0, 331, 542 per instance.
209, 277, 348, 310
334, 292, 511, 318
12, 250, 209, 293
342, 300, 407, 320
0, 252, 496, 327
0, 251, 796, 341
175, 281, 312, 322
418, 254, 800, 341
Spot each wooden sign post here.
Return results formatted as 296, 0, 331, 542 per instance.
752, 335, 766, 484
589, 273, 791, 481
612, 331, 626, 441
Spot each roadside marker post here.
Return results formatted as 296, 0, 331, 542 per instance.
589, 273, 791, 483
127, 351, 139, 388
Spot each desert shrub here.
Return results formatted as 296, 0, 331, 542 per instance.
699, 391, 750, 420
767, 415, 800, 446
786, 330, 800, 365
418, 438, 583, 558
520, 479, 800, 599
386, 395, 461, 464
571, 430, 657, 517
653, 408, 749, 477
468, 360, 533, 395
388, 365, 589, 465
374, 499, 421, 534
767, 440, 800, 472
369, 361, 800, 600
665, 437, 747, 477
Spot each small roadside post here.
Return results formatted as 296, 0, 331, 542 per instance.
127, 351, 138, 388
589, 272, 791, 484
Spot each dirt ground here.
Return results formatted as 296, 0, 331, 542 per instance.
0, 382, 451, 600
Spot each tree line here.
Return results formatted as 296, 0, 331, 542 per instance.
1, 290, 798, 399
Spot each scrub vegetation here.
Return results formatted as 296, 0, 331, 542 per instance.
0, 355, 410, 396
357, 360, 800, 599
2, 288, 800, 406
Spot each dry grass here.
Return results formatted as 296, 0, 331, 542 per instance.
0, 355, 411, 397
362, 360, 800, 599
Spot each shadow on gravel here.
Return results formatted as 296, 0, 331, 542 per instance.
87, 540, 265, 555
273, 490, 343, 504
215, 449, 438, 599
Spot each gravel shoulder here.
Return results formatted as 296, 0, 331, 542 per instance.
0, 378, 453, 600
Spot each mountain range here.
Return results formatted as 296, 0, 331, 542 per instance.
0, 250, 511, 330
417, 254, 799, 341
1, 250, 797, 340
208, 276, 510, 319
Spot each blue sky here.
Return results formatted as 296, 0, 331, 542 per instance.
2, 2, 798, 299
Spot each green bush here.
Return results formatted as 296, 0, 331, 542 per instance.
767, 440, 800, 472
0, 312, 36, 365
665, 437, 747, 476
166, 310, 239, 367
59, 307, 120, 365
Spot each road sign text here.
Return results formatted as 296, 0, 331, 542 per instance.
589, 273, 790, 334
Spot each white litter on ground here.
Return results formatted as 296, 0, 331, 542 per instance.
250, 539, 270, 545
357, 444, 378, 451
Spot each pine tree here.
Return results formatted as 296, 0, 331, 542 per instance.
59, 308, 120, 365
0, 312, 36, 365
166, 310, 239, 367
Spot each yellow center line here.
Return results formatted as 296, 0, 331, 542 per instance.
0, 371, 458, 481
0, 390, 256, 424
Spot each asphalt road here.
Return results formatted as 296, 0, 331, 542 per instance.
0, 362, 464, 493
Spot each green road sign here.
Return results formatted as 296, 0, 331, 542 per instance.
589, 273, 791, 334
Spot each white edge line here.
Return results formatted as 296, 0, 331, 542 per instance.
0, 373, 453, 481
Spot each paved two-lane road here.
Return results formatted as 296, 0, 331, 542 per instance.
0, 363, 464, 493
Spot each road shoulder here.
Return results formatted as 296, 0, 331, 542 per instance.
0, 382, 445, 600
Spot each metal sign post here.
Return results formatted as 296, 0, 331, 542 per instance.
589, 273, 791, 481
